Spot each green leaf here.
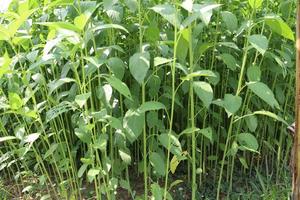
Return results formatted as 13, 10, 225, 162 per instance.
176, 28, 189, 61
239, 157, 249, 169
107, 57, 125, 80
92, 24, 129, 33
237, 133, 259, 152
129, 52, 150, 84
75, 127, 91, 143
247, 65, 261, 81
0, 25, 10, 41
158, 133, 182, 156
154, 57, 172, 67
151, 183, 163, 200
123, 110, 145, 143
75, 93, 91, 108
182, 70, 217, 81
0, 52, 11, 79
74, 13, 89, 30
193, 4, 221, 26
199, 127, 213, 143
246, 113, 258, 132
48, 78, 76, 94
43, 143, 58, 159
221, 11, 238, 32
93, 134, 108, 152
24, 133, 40, 143
36, 22, 81, 33
124, 0, 138, 12
193, 81, 213, 108
220, 53, 238, 70
104, 75, 132, 100
247, 82, 279, 109
181, 0, 193, 13
119, 147, 131, 165
151, 4, 181, 27
248, 34, 268, 55
248, 0, 263, 9
253, 110, 287, 125
149, 152, 165, 176
138, 101, 166, 113
223, 94, 242, 117
264, 16, 294, 41
0, 136, 17, 143
9, 93, 23, 110
78, 164, 88, 178
87, 168, 100, 182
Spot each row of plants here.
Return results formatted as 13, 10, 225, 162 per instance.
0, 0, 296, 199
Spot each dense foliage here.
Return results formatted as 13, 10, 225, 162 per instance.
0, 0, 296, 199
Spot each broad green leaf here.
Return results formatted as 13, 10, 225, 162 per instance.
87, 168, 100, 182
104, 76, 132, 100
123, 110, 145, 143
24, 133, 40, 143
197, 42, 214, 55
180, 127, 200, 136
182, 70, 216, 81
107, 57, 125, 80
0, 52, 11, 78
151, 183, 163, 200
151, 4, 181, 27
234, 110, 287, 125
138, 101, 166, 113
193, 81, 213, 108
223, 94, 242, 117
247, 82, 279, 109
170, 155, 179, 174
93, 134, 108, 152
220, 53, 238, 70
221, 11, 238, 32
248, 34, 268, 55
48, 78, 76, 94
247, 65, 261, 81
74, 13, 89, 30
119, 147, 131, 165
246, 113, 258, 132
129, 52, 150, 84
8, 9, 35, 37
154, 57, 172, 67
9, 93, 23, 110
248, 0, 263, 9
149, 152, 165, 176
176, 28, 189, 61
0, 136, 17, 143
181, 3, 221, 27
92, 24, 128, 33
199, 127, 213, 143
158, 133, 182, 156
45, 0, 73, 7
43, 143, 58, 159
75, 93, 91, 108
264, 16, 294, 41
78, 164, 88, 178
181, 0, 193, 13
0, 25, 10, 41
239, 157, 249, 169
36, 22, 81, 33
218, 42, 240, 51
75, 128, 91, 143
193, 4, 221, 26
253, 110, 287, 125
237, 133, 259, 152
124, 0, 138, 12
